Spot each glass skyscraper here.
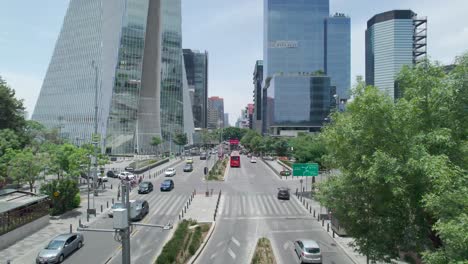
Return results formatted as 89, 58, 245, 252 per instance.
365, 10, 427, 99
183, 49, 209, 129
263, 0, 350, 135
32, 0, 192, 154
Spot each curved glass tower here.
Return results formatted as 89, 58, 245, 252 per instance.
32, 0, 192, 154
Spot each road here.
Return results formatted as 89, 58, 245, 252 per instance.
64, 157, 211, 264
196, 155, 354, 264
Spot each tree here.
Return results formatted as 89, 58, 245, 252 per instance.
40, 178, 80, 215
274, 138, 289, 156
0, 129, 21, 156
151, 136, 162, 154
317, 55, 468, 263
8, 148, 48, 192
173, 133, 188, 148
0, 76, 26, 132
240, 130, 261, 151
221, 127, 248, 141
290, 133, 327, 167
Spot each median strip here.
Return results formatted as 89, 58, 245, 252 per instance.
155, 219, 212, 264
251, 237, 277, 264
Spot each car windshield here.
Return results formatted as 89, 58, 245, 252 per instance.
46, 240, 65, 250
140, 183, 149, 187
163, 180, 171, 184
305, 247, 320, 254
112, 203, 124, 209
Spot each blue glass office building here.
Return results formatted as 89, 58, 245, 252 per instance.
365, 10, 427, 99
263, 0, 350, 135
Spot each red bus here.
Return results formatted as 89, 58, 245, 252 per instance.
230, 151, 240, 167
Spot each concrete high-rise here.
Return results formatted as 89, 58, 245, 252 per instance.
365, 10, 427, 99
263, 0, 350, 136
183, 49, 208, 129
207, 96, 224, 129
252, 60, 263, 133
32, 0, 193, 154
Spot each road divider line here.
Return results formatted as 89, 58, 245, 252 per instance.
231, 236, 240, 247
227, 247, 236, 259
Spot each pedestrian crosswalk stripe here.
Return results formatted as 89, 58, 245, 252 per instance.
151, 195, 173, 215
165, 195, 185, 215
268, 196, 283, 215
240, 195, 246, 216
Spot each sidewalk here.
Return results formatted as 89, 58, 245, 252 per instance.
183, 193, 219, 223
0, 158, 182, 263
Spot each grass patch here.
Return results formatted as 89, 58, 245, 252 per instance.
155, 220, 211, 264
280, 159, 292, 168
128, 159, 159, 170
251, 237, 276, 264
206, 158, 228, 181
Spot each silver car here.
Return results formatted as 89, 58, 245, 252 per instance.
36, 233, 84, 263
294, 239, 322, 263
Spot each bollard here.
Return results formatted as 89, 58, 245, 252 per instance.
327, 223, 330, 232
333, 230, 335, 238
296, 188, 298, 196
70, 224, 72, 233
309, 207, 312, 214
112, 198, 114, 204
107, 201, 109, 208
313, 210, 316, 217
79, 218, 82, 227
322, 219, 324, 226
111, 184, 113, 190
101, 205, 103, 213
179, 214, 181, 220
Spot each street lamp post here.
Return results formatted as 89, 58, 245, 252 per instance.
91, 60, 99, 198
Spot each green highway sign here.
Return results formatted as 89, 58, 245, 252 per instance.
293, 163, 319, 177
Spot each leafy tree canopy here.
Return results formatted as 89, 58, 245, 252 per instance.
317, 54, 468, 263
0, 76, 26, 132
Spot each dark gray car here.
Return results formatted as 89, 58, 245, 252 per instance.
36, 233, 84, 263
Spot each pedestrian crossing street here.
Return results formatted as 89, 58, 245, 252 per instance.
221, 193, 307, 218
127, 192, 190, 217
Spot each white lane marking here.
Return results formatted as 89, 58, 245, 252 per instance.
268, 196, 282, 215
241, 195, 247, 216
216, 241, 223, 247
222, 195, 230, 215
210, 253, 217, 259
166, 195, 185, 215
231, 237, 240, 247
259, 195, 270, 215
246, 194, 255, 215
255, 194, 266, 215
283, 241, 289, 250
227, 247, 236, 259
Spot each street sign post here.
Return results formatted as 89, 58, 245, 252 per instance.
292, 163, 319, 177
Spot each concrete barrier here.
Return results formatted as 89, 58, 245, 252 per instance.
0, 215, 49, 250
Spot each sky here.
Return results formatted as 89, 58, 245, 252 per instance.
0, 0, 467, 124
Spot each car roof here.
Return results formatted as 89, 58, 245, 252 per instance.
167, 167, 174, 170
300, 240, 320, 248
140, 181, 151, 184
163, 179, 173, 183
54, 233, 78, 241
278, 187, 289, 191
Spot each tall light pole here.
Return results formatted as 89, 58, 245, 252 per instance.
91, 60, 99, 198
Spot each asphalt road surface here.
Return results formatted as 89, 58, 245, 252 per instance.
64, 157, 210, 264
62, 154, 353, 264
196, 155, 354, 264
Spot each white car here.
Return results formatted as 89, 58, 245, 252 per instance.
98, 173, 108, 182
165, 168, 176, 177
118, 172, 135, 180
250, 157, 257, 163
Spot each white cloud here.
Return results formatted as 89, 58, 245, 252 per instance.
1, 71, 43, 117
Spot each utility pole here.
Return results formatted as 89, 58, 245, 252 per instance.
92, 60, 99, 198
121, 183, 131, 264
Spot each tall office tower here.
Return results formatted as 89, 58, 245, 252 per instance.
365, 10, 427, 99
32, 0, 192, 154
263, 0, 350, 136
252, 60, 263, 133
207, 96, 224, 129
224, 113, 229, 128
247, 103, 254, 129
183, 49, 209, 129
